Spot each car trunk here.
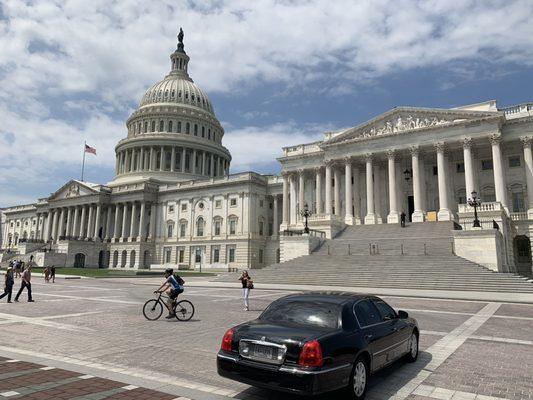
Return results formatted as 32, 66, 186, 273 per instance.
234, 319, 332, 365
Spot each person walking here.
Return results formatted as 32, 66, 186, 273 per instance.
43, 266, 50, 283
239, 271, 253, 311
0, 267, 14, 303
50, 265, 56, 283
400, 211, 406, 228
14, 260, 21, 278
14, 264, 34, 303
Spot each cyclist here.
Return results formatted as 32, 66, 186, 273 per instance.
154, 268, 184, 319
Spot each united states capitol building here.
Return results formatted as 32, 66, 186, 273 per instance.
2, 33, 533, 275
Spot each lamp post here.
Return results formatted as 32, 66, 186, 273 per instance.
300, 203, 312, 234
467, 191, 482, 228
48, 238, 53, 252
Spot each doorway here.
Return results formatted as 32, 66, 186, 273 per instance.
407, 196, 414, 222
74, 253, 85, 268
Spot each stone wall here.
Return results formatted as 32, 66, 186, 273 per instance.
453, 229, 505, 272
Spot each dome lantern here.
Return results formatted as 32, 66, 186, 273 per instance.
169, 28, 190, 79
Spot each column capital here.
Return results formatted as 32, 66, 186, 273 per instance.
462, 137, 473, 149
343, 156, 353, 165
314, 165, 323, 173
489, 132, 502, 145
386, 149, 396, 160
364, 153, 373, 163
324, 159, 336, 168
409, 146, 420, 157
520, 136, 532, 148
435, 142, 447, 154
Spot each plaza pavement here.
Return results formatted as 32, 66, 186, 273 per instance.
0, 276, 531, 399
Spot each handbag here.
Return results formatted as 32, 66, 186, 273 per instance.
247, 279, 254, 289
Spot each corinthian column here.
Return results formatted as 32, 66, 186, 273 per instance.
138, 202, 146, 240
490, 133, 508, 212
298, 169, 305, 221
272, 195, 279, 236
387, 150, 399, 223
78, 206, 86, 240
325, 162, 333, 215
121, 203, 128, 241
463, 138, 476, 201
436, 142, 452, 221
315, 167, 322, 214
411, 146, 425, 222
281, 173, 289, 226
521, 136, 533, 218
364, 154, 377, 224
344, 159, 354, 224
72, 207, 79, 238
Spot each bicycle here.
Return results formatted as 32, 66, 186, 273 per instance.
143, 291, 195, 321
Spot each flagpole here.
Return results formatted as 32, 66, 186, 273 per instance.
81, 140, 86, 182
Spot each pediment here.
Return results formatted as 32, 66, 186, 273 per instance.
324, 106, 502, 145
48, 180, 103, 201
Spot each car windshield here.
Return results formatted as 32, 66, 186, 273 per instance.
260, 300, 341, 329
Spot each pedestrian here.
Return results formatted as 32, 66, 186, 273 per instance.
400, 211, 406, 228
239, 271, 253, 311
0, 267, 14, 303
14, 264, 34, 303
50, 265, 56, 283
14, 261, 21, 278
43, 265, 50, 283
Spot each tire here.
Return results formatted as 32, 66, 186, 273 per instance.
174, 300, 195, 321
405, 331, 419, 362
349, 356, 368, 400
143, 299, 163, 321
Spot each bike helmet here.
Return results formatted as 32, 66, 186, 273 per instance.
165, 268, 174, 275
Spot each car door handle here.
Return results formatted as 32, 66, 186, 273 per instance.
364, 334, 373, 340
391, 327, 398, 332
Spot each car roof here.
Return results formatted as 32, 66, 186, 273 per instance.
278, 291, 372, 305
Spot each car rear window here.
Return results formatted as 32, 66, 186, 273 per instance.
260, 300, 341, 329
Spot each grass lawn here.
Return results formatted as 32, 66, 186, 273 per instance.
28, 267, 216, 278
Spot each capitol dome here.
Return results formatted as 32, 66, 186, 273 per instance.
111, 29, 231, 185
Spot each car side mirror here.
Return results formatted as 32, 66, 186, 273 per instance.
398, 310, 409, 319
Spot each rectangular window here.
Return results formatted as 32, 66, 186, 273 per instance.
178, 248, 184, 263
230, 198, 237, 207
509, 156, 521, 168
481, 160, 493, 170
215, 200, 222, 208
195, 248, 202, 263
259, 221, 264, 236
513, 192, 525, 212
164, 247, 172, 263
228, 247, 235, 263
456, 163, 465, 173
181, 203, 187, 211
212, 246, 220, 263
168, 205, 174, 213
167, 225, 173, 238
269, 223, 273, 236
229, 220, 236, 235
180, 223, 186, 237
214, 221, 221, 236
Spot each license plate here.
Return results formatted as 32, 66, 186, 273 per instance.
253, 345, 274, 359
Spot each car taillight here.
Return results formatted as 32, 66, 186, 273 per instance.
221, 328, 235, 352
298, 340, 323, 367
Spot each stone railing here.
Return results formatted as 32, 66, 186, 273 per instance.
501, 103, 533, 119
457, 201, 502, 213
282, 142, 322, 157
510, 212, 528, 221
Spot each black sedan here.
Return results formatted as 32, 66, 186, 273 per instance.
217, 292, 419, 399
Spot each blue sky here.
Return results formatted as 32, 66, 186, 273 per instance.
1, 0, 533, 207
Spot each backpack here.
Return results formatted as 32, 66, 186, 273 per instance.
174, 274, 185, 286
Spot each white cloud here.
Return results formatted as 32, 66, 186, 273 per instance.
1, 0, 533, 205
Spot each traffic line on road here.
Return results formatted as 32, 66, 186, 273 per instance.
36, 292, 143, 305
0, 312, 94, 332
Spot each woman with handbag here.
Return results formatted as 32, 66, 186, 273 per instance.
239, 271, 253, 311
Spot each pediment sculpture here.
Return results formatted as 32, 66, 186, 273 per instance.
65, 184, 81, 198
358, 115, 454, 139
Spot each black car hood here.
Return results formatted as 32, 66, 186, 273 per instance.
235, 319, 331, 363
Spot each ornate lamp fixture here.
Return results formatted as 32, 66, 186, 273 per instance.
300, 203, 312, 234
403, 168, 412, 181
467, 191, 482, 228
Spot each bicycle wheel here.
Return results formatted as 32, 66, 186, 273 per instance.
174, 300, 195, 321
143, 299, 163, 320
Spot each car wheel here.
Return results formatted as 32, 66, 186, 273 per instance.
349, 357, 368, 400
405, 332, 419, 362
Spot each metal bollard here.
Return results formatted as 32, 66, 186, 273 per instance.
348, 244, 351, 256
424, 243, 427, 255
401, 244, 404, 255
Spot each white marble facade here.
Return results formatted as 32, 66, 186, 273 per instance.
2, 34, 533, 271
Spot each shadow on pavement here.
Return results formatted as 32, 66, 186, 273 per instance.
232, 351, 432, 400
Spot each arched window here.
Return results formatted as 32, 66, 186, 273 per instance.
165, 151, 171, 170
130, 250, 136, 268
196, 217, 204, 237
213, 217, 222, 236
151, 121, 156, 132
168, 120, 173, 132
167, 224, 174, 238
201, 126, 205, 137
177, 121, 182, 133
185, 122, 190, 134
208, 128, 211, 140
159, 120, 164, 132
228, 216, 238, 235
194, 124, 198, 136
144, 121, 148, 133
179, 220, 187, 237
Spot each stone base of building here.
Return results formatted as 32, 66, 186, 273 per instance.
412, 210, 426, 223
387, 212, 399, 224
344, 215, 355, 225
438, 209, 453, 221
364, 214, 378, 225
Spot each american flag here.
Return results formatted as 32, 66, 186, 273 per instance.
85, 144, 97, 155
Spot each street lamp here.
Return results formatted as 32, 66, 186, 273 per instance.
403, 168, 412, 181
300, 203, 312, 234
467, 191, 482, 228
48, 238, 53, 252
